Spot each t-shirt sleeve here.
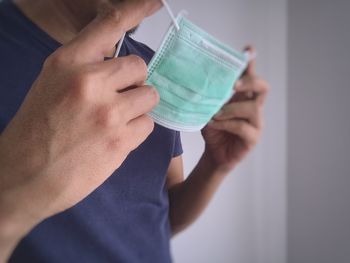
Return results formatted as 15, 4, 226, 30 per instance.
125, 36, 182, 158
172, 131, 183, 157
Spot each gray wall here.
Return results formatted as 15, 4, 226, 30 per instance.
135, 0, 287, 262
288, 1, 350, 263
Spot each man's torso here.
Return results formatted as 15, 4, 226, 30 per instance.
0, 1, 182, 262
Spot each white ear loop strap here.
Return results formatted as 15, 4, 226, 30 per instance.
161, 0, 180, 31
114, 0, 179, 58
114, 32, 126, 58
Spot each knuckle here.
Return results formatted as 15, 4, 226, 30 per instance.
259, 78, 271, 92
229, 105, 238, 116
135, 115, 155, 139
254, 111, 264, 128
244, 134, 255, 150
246, 141, 256, 151
70, 68, 97, 101
251, 77, 260, 87
147, 86, 160, 106
256, 110, 264, 125
253, 131, 261, 145
221, 121, 229, 130
95, 105, 115, 129
120, 97, 134, 118
253, 101, 261, 114
129, 55, 148, 79
114, 103, 127, 124
98, 4, 122, 26
44, 48, 66, 69
144, 116, 155, 133
236, 122, 246, 134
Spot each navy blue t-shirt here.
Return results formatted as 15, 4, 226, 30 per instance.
0, 1, 183, 262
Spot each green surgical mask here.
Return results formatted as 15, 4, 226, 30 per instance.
146, 10, 251, 132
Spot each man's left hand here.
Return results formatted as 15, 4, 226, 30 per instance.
202, 47, 270, 174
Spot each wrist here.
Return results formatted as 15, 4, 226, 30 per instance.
0, 137, 42, 239
0, 176, 41, 259
0, 192, 38, 241
199, 152, 235, 178
0, 197, 37, 261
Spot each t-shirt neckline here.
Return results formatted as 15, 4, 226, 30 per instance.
5, 0, 64, 50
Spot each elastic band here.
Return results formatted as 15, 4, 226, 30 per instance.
114, 1, 178, 58
161, 0, 180, 31
114, 32, 126, 58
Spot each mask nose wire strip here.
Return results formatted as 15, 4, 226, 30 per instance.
114, 32, 126, 58
161, 0, 180, 31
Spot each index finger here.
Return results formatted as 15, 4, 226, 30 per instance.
65, 1, 162, 64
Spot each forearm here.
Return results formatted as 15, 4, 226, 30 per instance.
0, 184, 41, 262
0, 238, 17, 263
168, 153, 231, 236
0, 155, 39, 262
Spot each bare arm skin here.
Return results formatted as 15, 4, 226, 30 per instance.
0, 1, 163, 261
167, 155, 228, 235
167, 47, 270, 235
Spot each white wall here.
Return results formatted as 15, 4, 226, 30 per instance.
134, 1, 287, 262
287, 1, 350, 263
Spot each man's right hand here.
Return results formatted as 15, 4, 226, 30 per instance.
0, 0, 162, 260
